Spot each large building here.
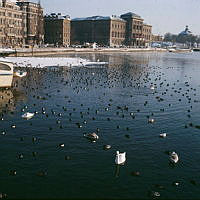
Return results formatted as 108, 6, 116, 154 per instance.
0, 0, 44, 48
120, 12, 152, 47
152, 34, 163, 42
71, 15, 126, 47
71, 12, 152, 47
16, 0, 44, 46
44, 13, 71, 46
142, 23, 152, 47
0, 0, 23, 47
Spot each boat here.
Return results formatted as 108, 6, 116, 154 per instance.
0, 60, 14, 88
168, 48, 176, 53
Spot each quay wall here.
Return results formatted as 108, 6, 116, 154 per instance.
7, 48, 168, 57
1, 47, 192, 57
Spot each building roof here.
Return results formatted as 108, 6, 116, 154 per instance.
120, 12, 142, 19
45, 13, 70, 20
143, 23, 152, 27
72, 15, 126, 22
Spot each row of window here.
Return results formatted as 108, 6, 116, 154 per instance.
143, 28, 151, 33
111, 23, 126, 29
133, 25, 142, 30
132, 33, 151, 40
134, 20, 143, 25
63, 39, 70, 44
0, 18, 22, 26
111, 39, 124, 45
0, 28, 22, 35
112, 31, 125, 38
143, 35, 151, 40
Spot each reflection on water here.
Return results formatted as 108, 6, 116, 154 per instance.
0, 88, 26, 113
0, 52, 200, 199
0, 74, 13, 88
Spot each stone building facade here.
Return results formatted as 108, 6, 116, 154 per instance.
0, 0, 44, 48
121, 12, 152, 47
0, 0, 23, 47
71, 16, 126, 47
71, 12, 152, 47
142, 23, 152, 47
44, 13, 70, 46
152, 34, 163, 42
16, 0, 44, 45
121, 12, 144, 46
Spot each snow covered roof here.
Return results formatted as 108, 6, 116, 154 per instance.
120, 12, 142, 19
45, 13, 70, 20
72, 15, 126, 22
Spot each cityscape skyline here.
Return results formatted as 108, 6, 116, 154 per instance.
41, 0, 200, 35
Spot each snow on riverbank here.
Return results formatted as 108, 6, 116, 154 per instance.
0, 57, 108, 68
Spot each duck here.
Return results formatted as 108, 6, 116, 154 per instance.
170, 152, 179, 163
115, 151, 126, 165
84, 132, 99, 142
22, 112, 35, 119
159, 133, 167, 138
148, 118, 155, 123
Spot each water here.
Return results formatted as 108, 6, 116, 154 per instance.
1, 52, 200, 199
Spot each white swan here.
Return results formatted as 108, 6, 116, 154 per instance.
14, 71, 27, 78
115, 151, 126, 165
170, 152, 179, 163
150, 85, 155, 90
22, 112, 35, 119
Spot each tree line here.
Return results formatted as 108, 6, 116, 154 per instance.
164, 33, 200, 44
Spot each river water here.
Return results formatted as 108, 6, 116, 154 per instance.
0, 52, 200, 199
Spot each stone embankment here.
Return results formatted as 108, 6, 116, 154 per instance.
0, 47, 192, 57
5, 47, 167, 57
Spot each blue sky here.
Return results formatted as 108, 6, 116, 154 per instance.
40, 0, 200, 35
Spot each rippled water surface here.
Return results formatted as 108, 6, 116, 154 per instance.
1, 52, 200, 199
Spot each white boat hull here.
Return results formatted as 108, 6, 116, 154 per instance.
0, 75, 13, 87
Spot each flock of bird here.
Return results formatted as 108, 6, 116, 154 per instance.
0, 54, 199, 198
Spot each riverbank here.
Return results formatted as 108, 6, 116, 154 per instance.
1, 47, 167, 57
0, 47, 193, 57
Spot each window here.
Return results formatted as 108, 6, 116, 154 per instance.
0, 63, 12, 71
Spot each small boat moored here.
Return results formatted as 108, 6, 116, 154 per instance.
0, 60, 14, 88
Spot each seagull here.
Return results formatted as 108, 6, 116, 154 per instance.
115, 151, 126, 165
170, 152, 179, 163
22, 112, 35, 120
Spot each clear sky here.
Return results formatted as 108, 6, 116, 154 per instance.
40, 0, 200, 35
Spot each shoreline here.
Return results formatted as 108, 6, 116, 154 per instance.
0, 47, 192, 57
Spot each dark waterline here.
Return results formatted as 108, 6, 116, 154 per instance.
0, 52, 200, 199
